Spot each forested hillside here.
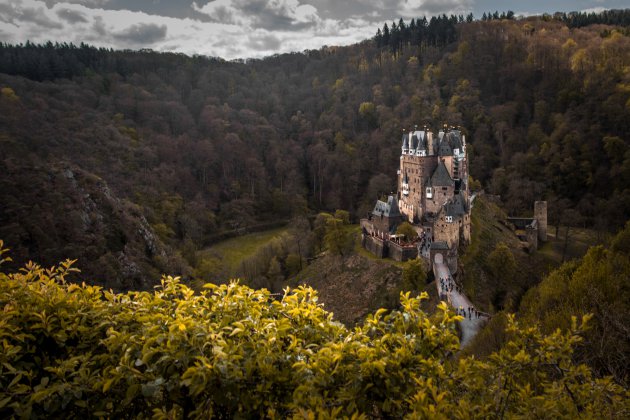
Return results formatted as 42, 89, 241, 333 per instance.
1, 12, 629, 288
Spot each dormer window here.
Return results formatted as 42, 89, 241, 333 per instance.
426, 187, 432, 198
446, 216, 453, 223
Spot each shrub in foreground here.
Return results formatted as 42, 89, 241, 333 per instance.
0, 242, 627, 418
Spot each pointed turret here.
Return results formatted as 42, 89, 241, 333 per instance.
410, 133, 419, 151
386, 195, 401, 217
414, 130, 427, 156
401, 131, 409, 154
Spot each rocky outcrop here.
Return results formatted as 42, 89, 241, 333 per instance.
0, 160, 186, 291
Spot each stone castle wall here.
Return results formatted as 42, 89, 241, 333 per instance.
526, 224, 538, 251
362, 234, 418, 262
433, 216, 460, 249
388, 242, 418, 262
362, 235, 386, 258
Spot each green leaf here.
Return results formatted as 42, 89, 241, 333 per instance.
0, 396, 12, 409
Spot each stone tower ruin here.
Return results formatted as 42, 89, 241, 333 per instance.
534, 201, 547, 242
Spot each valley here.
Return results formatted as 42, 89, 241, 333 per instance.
0, 8, 629, 417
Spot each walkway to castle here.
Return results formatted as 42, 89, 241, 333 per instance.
433, 254, 488, 347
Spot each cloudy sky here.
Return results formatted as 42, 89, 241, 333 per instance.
0, 0, 627, 60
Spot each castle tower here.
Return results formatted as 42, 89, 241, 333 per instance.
534, 201, 547, 242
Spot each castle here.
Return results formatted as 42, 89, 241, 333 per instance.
361, 126, 471, 272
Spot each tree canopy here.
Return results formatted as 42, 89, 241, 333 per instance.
1, 11, 629, 288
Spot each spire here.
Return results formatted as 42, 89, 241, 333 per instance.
411, 133, 419, 150
401, 129, 409, 154
387, 195, 401, 217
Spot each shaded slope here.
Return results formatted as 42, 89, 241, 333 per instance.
292, 253, 403, 325
0, 160, 186, 290
458, 195, 551, 312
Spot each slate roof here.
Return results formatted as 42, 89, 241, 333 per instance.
438, 139, 453, 156
414, 130, 428, 150
410, 134, 419, 150
401, 133, 409, 150
372, 195, 401, 218
448, 130, 463, 150
437, 130, 464, 156
444, 194, 467, 218
431, 132, 442, 155
429, 161, 454, 187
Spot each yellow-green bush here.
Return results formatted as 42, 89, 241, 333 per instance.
0, 241, 627, 418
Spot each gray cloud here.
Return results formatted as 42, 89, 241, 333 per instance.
56, 8, 88, 23
43, 0, 215, 22
91, 15, 106, 36
194, 0, 322, 31
241, 1, 316, 31
19, 5, 64, 29
0, 27, 13, 41
199, 4, 240, 24
0, 3, 18, 25
416, 0, 473, 15
44, 0, 111, 7
246, 33, 281, 51
110, 0, 216, 21
299, 0, 376, 20
112, 22, 168, 45
0, 2, 64, 28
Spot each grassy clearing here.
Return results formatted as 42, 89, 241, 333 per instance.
537, 227, 610, 264
200, 227, 288, 274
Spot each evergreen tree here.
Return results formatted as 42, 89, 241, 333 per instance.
375, 28, 383, 47
382, 23, 390, 47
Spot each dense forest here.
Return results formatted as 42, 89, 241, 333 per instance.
1, 11, 629, 290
